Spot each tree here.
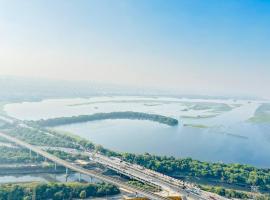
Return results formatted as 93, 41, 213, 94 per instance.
8, 185, 24, 200
53, 191, 64, 200
79, 190, 87, 199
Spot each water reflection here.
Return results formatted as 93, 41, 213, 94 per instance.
0, 173, 99, 184
56, 119, 270, 168
4, 97, 270, 168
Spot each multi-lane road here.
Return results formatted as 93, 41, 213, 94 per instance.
0, 115, 228, 200
86, 151, 227, 200
0, 131, 169, 200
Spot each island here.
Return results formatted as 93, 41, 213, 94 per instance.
248, 103, 270, 123
32, 111, 179, 127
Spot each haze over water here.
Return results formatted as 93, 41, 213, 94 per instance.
5, 96, 270, 168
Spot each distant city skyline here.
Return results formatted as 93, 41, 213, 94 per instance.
0, 0, 270, 98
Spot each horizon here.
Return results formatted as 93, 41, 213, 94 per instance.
1, 1, 270, 198
0, 0, 270, 98
0, 75, 266, 100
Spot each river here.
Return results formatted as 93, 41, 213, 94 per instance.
4, 96, 270, 168
0, 173, 99, 184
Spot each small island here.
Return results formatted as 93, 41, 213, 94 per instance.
33, 111, 179, 127
248, 103, 270, 123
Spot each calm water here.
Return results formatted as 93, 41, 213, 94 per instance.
55, 119, 270, 168
4, 96, 270, 168
0, 173, 99, 184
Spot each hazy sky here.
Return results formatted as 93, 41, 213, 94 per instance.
0, 0, 269, 98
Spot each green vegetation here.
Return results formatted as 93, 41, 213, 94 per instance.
182, 102, 235, 112
33, 111, 179, 127
0, 182, 120, 200
2, 118, 270, 197
0, 146, 43, 164
120, 153, 270, 192
6, 127, 79, 148
249, 103, 270, 123
47, 150, 89, 162
127, 180, 159, 192
44, 128, 96, 151
67, 99, 174, 107
200, 185, 248, 199
258, 195, 270, 200
199, 185, 270, 199
183, 124, 209, 128
41, 129, 270, 193
180, 115, 218, 119
180, 102, 240, 119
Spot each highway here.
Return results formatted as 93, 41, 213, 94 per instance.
0, 131, 169, 200
86, 151, 227, 200
0, 115, 228, 200
88, 152, 188, 195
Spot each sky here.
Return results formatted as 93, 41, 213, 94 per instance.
0, 0, 269, 98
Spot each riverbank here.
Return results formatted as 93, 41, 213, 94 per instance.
32, 111, 179, 127
0, 182, 120, 200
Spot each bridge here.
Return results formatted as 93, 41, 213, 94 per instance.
83, 151, 226, 200
87, 152, 198, 198
0, 131, 169, 200
0, 114, 228, 200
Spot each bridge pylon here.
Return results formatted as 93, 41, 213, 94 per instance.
79, 173, 81, 182
65, 167, 69, 182
29, 149, 31, 157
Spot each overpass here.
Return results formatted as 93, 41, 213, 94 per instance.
0, 131, 169, 200
0, 115, 227, 200
87, 152, 196, 198
85, 151, 228, 200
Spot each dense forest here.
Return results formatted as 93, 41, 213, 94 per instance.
0, 182, 119, 200
200, 185, 270, 199
33, 111, 179, 127
0, 146, 43, 164
120, 153, 270, 192
6, 127, 79, 148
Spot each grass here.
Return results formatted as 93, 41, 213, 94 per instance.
49, 128, 84, 141
127, 180, 160, 192
250, 117, 270, 123
67, 99, 176, 107
183, 124, 209, 129
181, 102, 234, 112
180, 114, 218, 119
248, 115, 270, 123
248, 103, 270, 123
